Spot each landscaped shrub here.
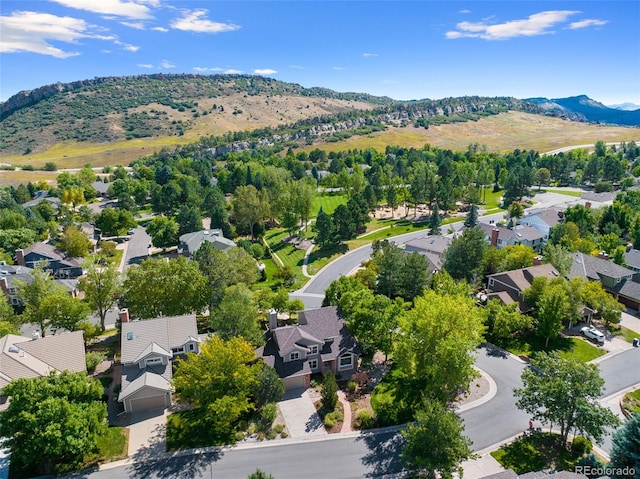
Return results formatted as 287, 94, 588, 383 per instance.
257, 432, 265, 441
261, 403, 277, 427
280, 431, 288, 438
571, 436, 593, 455
265, 429, 277, 440
321, 371, 338, 411
347, 380, 357, 393
355, 409, 376, 429
594, 181, 613, 193
234, 431, 245, 442
273, 424, 285, 434
323, 414, 336, 428
333, 410, 344, 423
85, 352, 105, 374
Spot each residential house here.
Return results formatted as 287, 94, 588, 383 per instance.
404, 235, 451, 272
0, 331, 86, 392
478, 223, 546, 252
118, 310, 205, 413
623, 246, 640, 282
16, 243, 84, 278
91, 180, 109, 198
569, 252, 640, 310
256, 307, 360, 390
486, 263, 561, 313
21, 190, 61, 210
1, 263, 79, 312
177, 229, 236, 257
519, 207, 564, 239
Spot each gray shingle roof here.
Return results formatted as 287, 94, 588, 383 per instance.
612, 279, 640, 301
178, 230, 236, 255
569, 252, 635, 281
0, 331, 86, 390
120, 314, 198, 365
119, 363, 172, 400
624, 248, 640, 270
404, 235, 452, 255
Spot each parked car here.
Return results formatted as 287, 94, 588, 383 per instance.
581, 326, 605, 345
127, 228, 136, 235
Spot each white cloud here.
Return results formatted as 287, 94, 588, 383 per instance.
51, 0, 153, 20
459, 9, 471, 14
446, 10, 580, 40
289, 64, 304, 70
102, 49, 112, 54
160, 59, 175, 68
568, 19, 608, 29
171, 9, 240, 33
123, 44, 139, 52
0, 10, 114, 58
121, 21, 146, 30
224, 69, 243, 74
254, 68, 277, 75
332, 66, 346, 70
137, 63, 154, 68
151, 26, 168, 32
193, 66, 224, 72
362, 52, 378, 57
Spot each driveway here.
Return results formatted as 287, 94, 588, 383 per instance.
278, 389, 327, 438
127, 408, 167, 458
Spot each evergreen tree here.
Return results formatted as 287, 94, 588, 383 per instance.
428, 202, 441, 235
464, 204, 478, 228
321, 371, 338, 411
609, 413, 640, 477
313, 207, 338, 249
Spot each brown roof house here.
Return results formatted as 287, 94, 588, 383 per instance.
486, 263, 562, 313
118, 310, 205, 414
256, 307, 360, 390
0, 331, 86, 391
478, 223, 546, 252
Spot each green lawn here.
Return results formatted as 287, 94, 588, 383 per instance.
616, 326, 640, 344
306, 244, 348, 275
83, 426, 128, 467
494, 333, 605, 363
263, 228, 307, 289
622, 388, 640, 415
491, 432, 589, 474
311, 194, 348, 216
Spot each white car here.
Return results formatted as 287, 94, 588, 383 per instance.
581, 326, 605, 345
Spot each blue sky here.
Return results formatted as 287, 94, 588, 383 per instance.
1, 1, 639, 105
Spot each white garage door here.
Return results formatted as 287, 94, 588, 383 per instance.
283, 375, 306, 390
130, 394, 168, 412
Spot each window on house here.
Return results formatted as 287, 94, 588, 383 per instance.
616, 277, 621, 283
338, 354, 353, 370
309, 359, 318, 370
8, 287, 16, 294
146, 357, 162, 366
290, 351, 299, 361
188, 343, 195, 351
172, 347, 184, 354
309, 345, 318, 355
488, 278, 494, 287
11, 298, 19, 305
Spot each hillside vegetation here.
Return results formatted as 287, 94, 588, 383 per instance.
1, 74, 638, 172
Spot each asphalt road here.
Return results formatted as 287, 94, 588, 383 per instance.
599, 347, 640, 396
124, 226, 152, 269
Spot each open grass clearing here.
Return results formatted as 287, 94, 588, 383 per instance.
83, 426, 128, 467
311, 194, 348, 216
0, 169, 59, 187
615, 325, 640, 344
494, 332, 605, 363
491, 432, 594, 474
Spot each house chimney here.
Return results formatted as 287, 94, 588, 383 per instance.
627, 243, 633, 252
533, 256, 543, 266
119, 308, 130, 323
491, 228, 500, 247
268, 308, 277, 330
32, 330, 40, 341
598, 251, 609, 260
585, 201, 591, 209
0, 277, 8, 294
15, 249, 25, 266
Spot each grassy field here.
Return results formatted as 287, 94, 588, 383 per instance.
84, 427, 128, 467
3, 110, 637, 184
0, 169, 59, 186
263, 228, 308, 289
311, 194, 348, 216
299, 112, 639, 156
494, 333, 605, 363
491, 432, 590, 474
616, 325, 640, 343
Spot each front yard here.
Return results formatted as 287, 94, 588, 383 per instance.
492, 331, 605, 363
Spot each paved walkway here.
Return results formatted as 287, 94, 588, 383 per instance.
278, 389, 327, 438
621, 311, 640, 335
301, 243, 315, 278
337, 390, 352, 433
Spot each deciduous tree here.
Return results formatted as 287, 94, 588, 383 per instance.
401, 400, 474, 479
210, 284, 263, 347
58, 225, 91, 257
122, 256, 207, 319
0, 371, 107, 476
79, 258, 121, 331
443, 226, 487, 284
395, 289, 485, 405
514, 352, 620, 448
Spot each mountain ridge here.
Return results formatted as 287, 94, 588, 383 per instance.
525, 94, 640, 125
